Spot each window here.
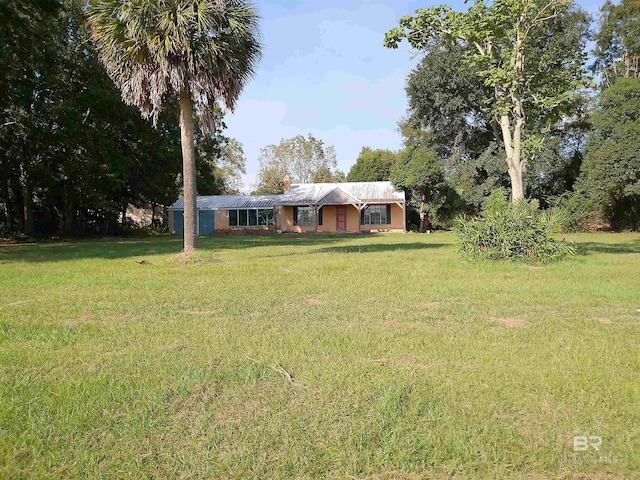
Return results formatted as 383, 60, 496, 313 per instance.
228, 209, 274, 228
258, 209, 274, 226
248, 209, 257, 226
294, 206, 316, 226
239, 210, 248, 227
361, 205, 390, 225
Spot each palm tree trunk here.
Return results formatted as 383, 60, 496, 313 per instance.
179, 89, 198, 254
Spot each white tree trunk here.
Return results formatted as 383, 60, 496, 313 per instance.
179, 89, 198, 255
499, 114, 525, 203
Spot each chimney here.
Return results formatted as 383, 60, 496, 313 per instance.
283, 176, 291, 193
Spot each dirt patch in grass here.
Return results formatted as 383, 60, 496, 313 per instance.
306, 296, 325, 305
7, 300, 29, 306
596, 317, 613, 324
380, 319, 413, 329
418, 301, 440, 308
83, 363, 101, 373
489, 316, 527, 327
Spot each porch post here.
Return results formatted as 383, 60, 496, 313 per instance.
314, 204, 318, 233
403, 202, 406, 232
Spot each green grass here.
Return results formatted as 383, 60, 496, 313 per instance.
1, 232, 639, 479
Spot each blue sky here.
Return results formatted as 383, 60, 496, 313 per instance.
224, 0, 605, 192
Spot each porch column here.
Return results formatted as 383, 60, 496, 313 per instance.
314, 204, 318, 233
402, 202, 406, 232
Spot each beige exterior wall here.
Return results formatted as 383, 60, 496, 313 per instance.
319, 205, 338, 233
215, 210, 230, 229
171, 203, 405, 235
277, 203, 405, 233
360, 203, 405, 232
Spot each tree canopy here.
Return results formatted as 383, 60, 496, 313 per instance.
385, 0, 590, 202
576, 77, 640, 229
594, 0, 640, 87
0, 0, 247, 237
346, 148, 397, 182
254, 134, 343, 194
86, 0, 261, 254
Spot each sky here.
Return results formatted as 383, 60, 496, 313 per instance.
224, 0, 605, 193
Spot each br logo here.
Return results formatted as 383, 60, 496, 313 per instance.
573, 436, 602, 452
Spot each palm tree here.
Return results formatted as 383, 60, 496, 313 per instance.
86, 0, 261, 254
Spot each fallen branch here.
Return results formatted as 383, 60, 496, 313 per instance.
271, 362, 294, 384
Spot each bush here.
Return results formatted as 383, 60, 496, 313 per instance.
455, 190, 576, 263
550, 193, 602, 232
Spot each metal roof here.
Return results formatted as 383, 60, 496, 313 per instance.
278, 181, 405, 205
168, 182, 405, 210
168, 195, 278, 210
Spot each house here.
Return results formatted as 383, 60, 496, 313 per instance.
168, 180, 406, 235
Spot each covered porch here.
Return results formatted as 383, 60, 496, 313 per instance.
277, 187, 406, 233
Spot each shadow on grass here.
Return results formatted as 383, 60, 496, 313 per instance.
576, 240, 640, 255
312, 243, 448, 254
0, 233, 367, 263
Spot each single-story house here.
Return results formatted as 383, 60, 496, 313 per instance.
168, 180, 406, 235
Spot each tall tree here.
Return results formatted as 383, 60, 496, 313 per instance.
197, 134, 247, 195
576, 78, 640, 229
594, 0, 640, 87
402, 41, 494, 161
0, 0, 61, 234
86, 0, 261, 254
390, 148, 454, 231
254, 134, 340, 194
346, 147, 397, 182
385, 0, 590, 203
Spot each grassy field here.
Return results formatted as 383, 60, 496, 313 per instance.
1, 232, 639, 479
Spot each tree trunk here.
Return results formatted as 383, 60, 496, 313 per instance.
63, 201, 75, 236
121, 203, 127, 226
508, 166, 524, 202
418, 201, 427, 232
1, 178, 13, 233
23, 179, 34, 236
179, 88, 198, 255
499, 114, 525, 203
10, 174, 24, 232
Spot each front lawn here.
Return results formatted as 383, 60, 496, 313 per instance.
1, 232, 639, 478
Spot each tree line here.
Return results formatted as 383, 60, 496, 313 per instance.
253, 0, 638, 232
0, 0, 250, 238
376, 0, 639, 231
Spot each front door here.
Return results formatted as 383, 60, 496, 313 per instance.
198, 210, 215, 235
174, 211, 184, 236
336, 206, 346, 232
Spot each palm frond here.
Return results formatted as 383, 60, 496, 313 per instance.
85, 0, 262, 132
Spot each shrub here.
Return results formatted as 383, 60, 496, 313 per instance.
550, 192, 602, 232
455, 190, 576, 263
